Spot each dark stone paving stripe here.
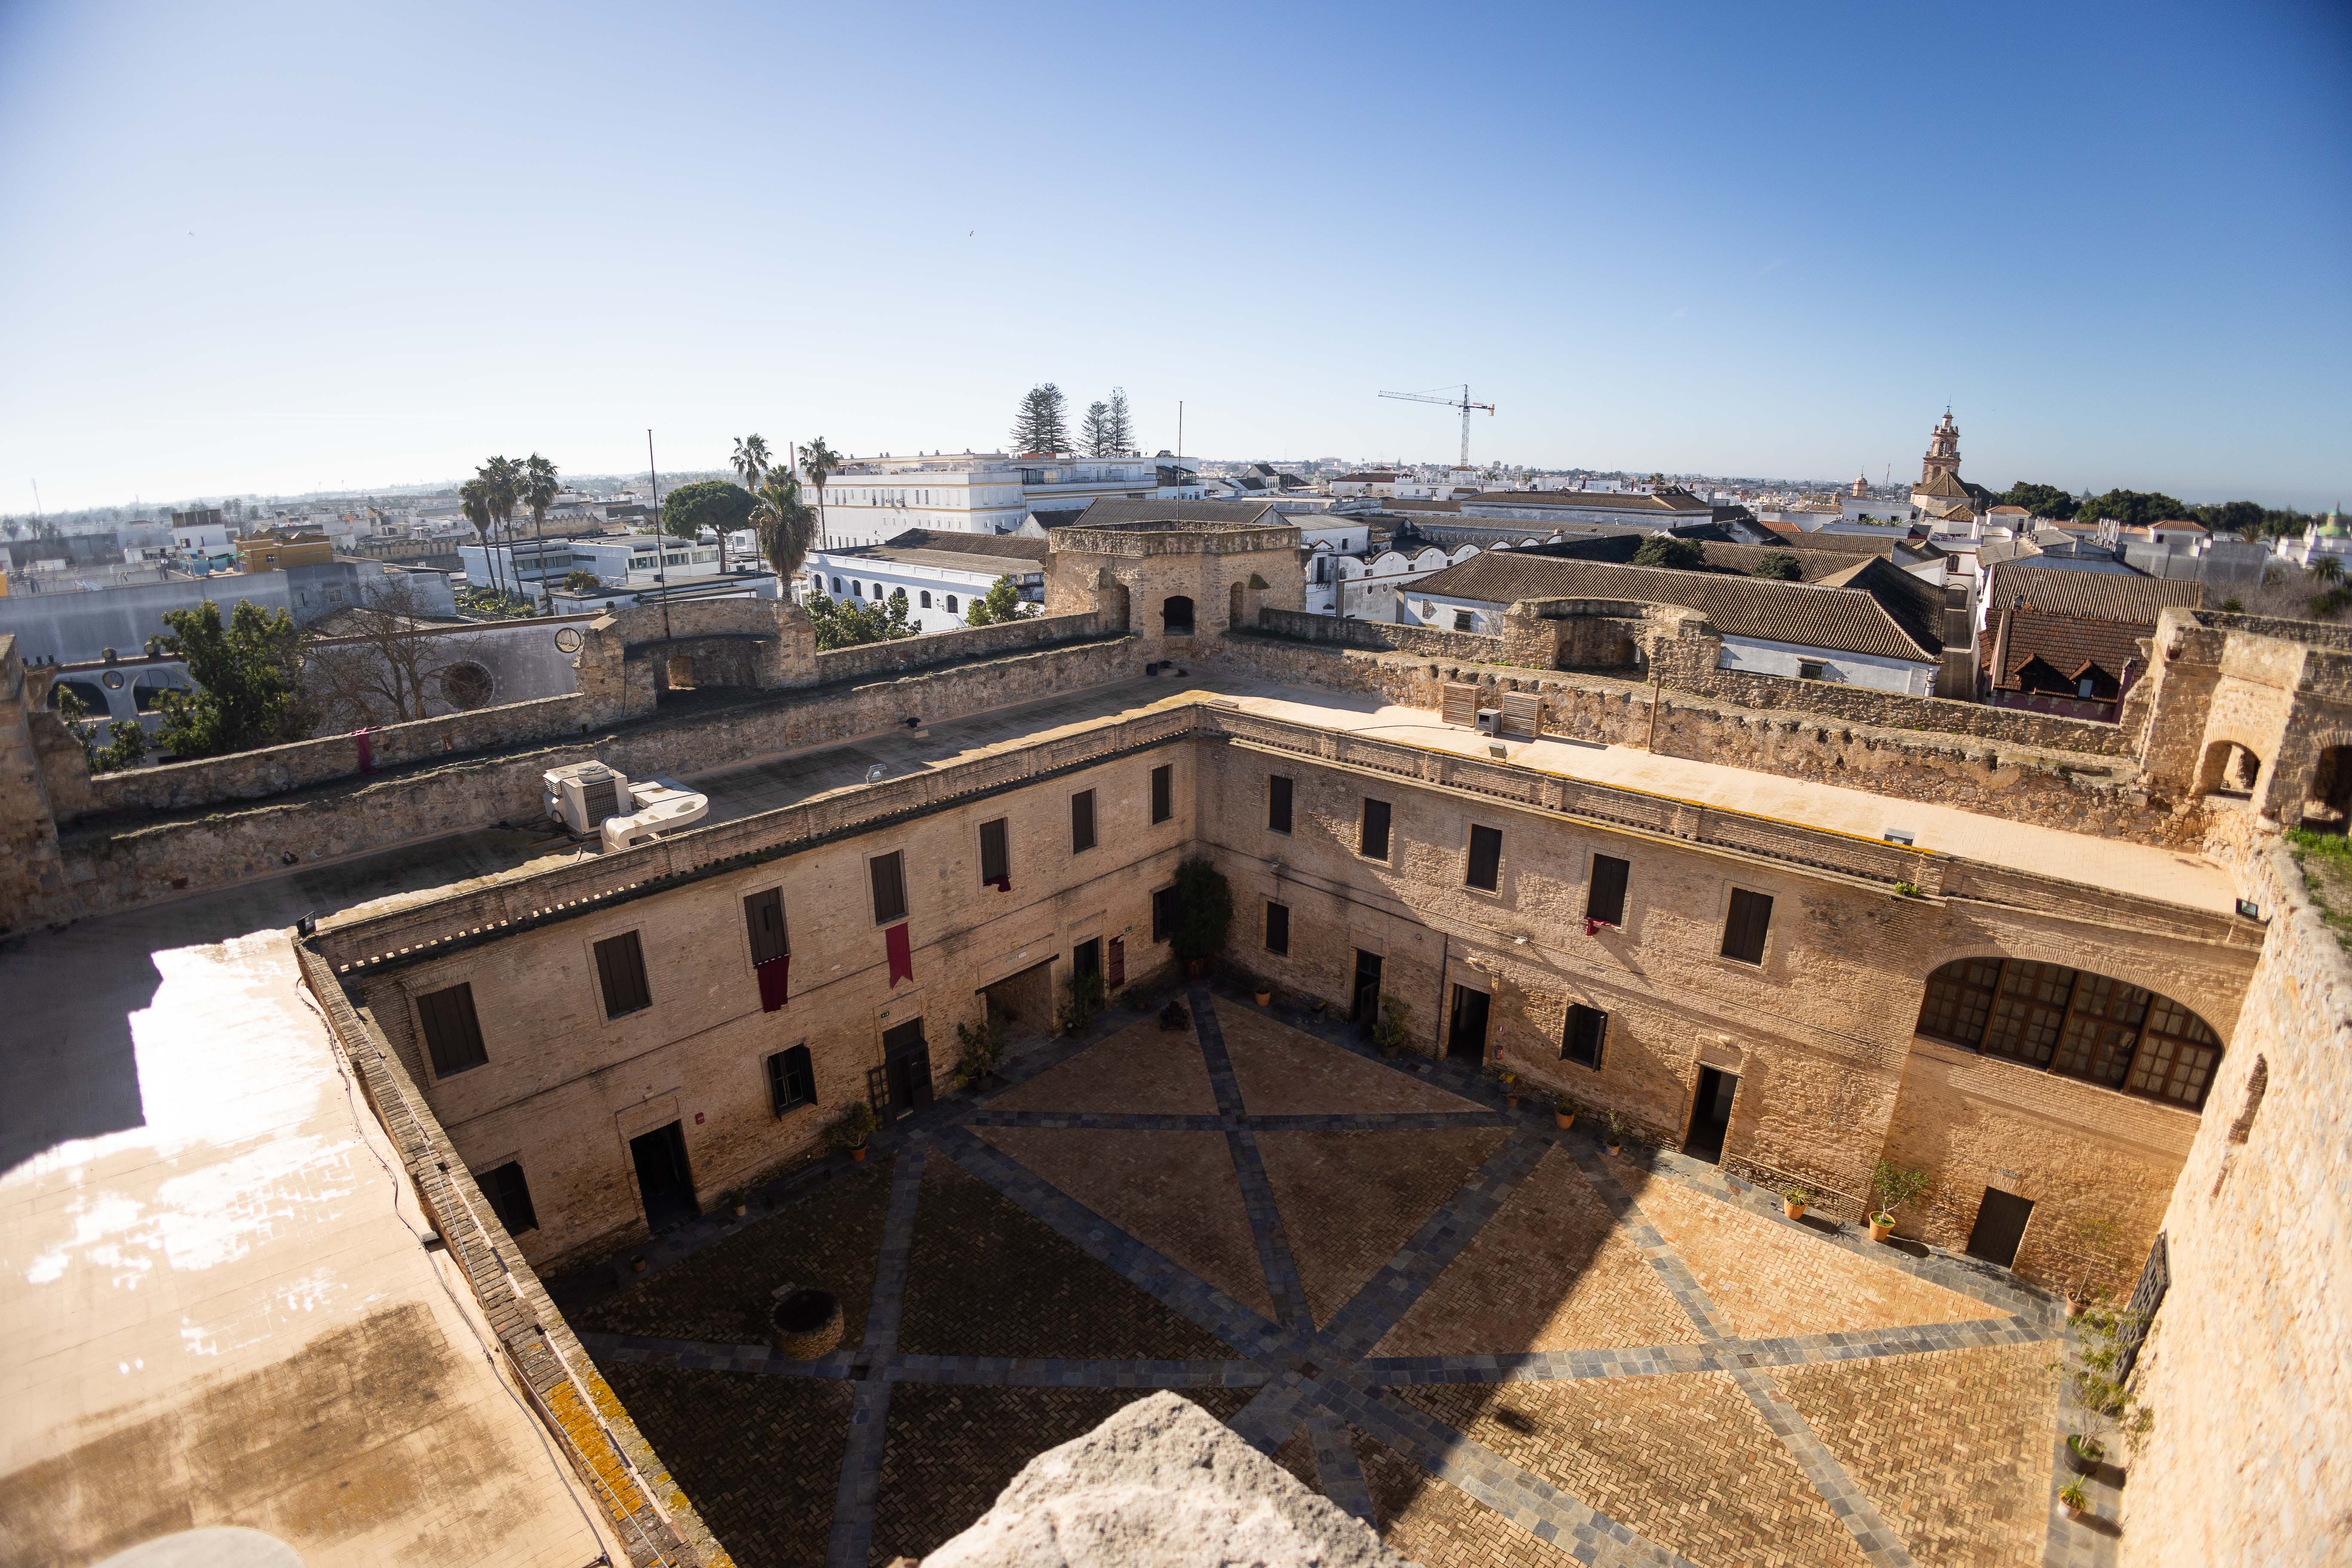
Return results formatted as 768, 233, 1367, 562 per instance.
960, 1108, 1516, 1132
578, 1331, 862, 1379
1312, 1132, 1552, 1361
1729, 1366, 1918, 1568
1245, 1111, 1519, 1130
962, 1109, 1229, 1131
1188, 985, 1318, 1336
1226, 1374, 1312, 1455
932, 1124, 1299, 1364
1307, 1408, 1378, 1526
888, 1356, 1268, 1389
823, 1144, 928, 1568
1188, 983, 1251, 1121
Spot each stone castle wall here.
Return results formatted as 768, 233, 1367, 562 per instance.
2122, 817, 2352, 1565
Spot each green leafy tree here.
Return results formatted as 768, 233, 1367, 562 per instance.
750, 469, 819, 587
1010, 383, 1069, 456
660, 479, 756, 557
1752, 551, 1803, 581
49, 684, 150, 774
519, 453, 561, 611
963, 574, 1027, 627
1869, 1158, 1931, 1227
1105, 387, 1133, 455
1630, 534, 1705, 570
2194, 499, 2268, 537
727, 435, 772, 575
803, 589, 913, 650
1996, 481, 2079, 521
2075, 489, 2193, 530
563, 568, 603, 593
1081, 399, 1115, 457
152, 598, 308, 758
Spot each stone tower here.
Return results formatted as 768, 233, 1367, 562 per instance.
1920, 409, 1961, 486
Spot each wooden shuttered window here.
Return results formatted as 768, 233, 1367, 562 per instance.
1150, 764, 1173, 824
744, 888, 788, 966
1071, 790, 1097, 853
416, 982, 487, 1076
1720, 889, 1773, 965
1360, 798, 1392, 861
767, 1045, 815, 1115
594, 931, 652, 1017
1586, 854, 1629, 926
1267, 775, 1294, 834
1265, 901, 1290, 956
1562, 1004, 1607, 1069
1466, 824, 1503, 891
979, 818, 1010, 885
870, 851, 908, 924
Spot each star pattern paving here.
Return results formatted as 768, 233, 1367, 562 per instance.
563, 985, 2102, 1568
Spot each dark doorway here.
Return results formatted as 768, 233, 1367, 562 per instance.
878, 1019, 934, 1119
1965, 1188, 2036, 1268
1351, 950, 1384, 1030
628, 1121, 698, 1232
1162, 595, 1195, 636
982, 959, 1055, 1047
1072, 937, 1102, 982
1446, 983, 1490, 1061
1684, 1067, 1737, 1163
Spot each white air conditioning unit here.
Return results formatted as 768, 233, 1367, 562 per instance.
545, 761, 628, 834
1475, 709, 1502, 736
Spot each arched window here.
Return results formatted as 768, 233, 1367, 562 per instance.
851, 580, 865, 597
1163, 594, 1195, 635
1916, 958, 2222, 1109
945, 594, 959, 613
920, 591, 932, 608
831, 576, 844, 594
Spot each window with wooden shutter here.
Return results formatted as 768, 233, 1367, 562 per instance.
1720, 889, 1772, 965
767, 1045, 815, 1115
1071, 790, 1097, 853
1265, 901, 1290, 956
744, 888, 788, 966
1360, 798, 1392, 861
1466, 824, 1503, 891
1562, 1005, 1607, 1069
870, 851, 908, 925
1267, 774, 1293, 834
979, 818, 1010, 886
1150, 764, 1173, 824
477, 1161, 537, 1234
1586, 854, 1629, 927
594, 931, 652, 1017
416, 983, 487, 1076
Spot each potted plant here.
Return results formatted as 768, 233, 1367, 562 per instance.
1553, 1094, 1579, 1130
1055, 968, 1107, 1036
1605, 1110, 1627, 1157
2058, 1481, 2090, 1522
1782, 1185, 1810, 1221
1169, 857, 1232, 978
829, 1102, 879, 1163
2065, 1433, 2106, 1473
1370, 994, 1414, 1060
954, 1006, 1010, 1093
1486, 1065, 1521, 1108
730, 1192, 749, 1218
1254, 983, 1274, 1007
2052, 1302, 2154, 1476
1868, 1158, 1929, 1243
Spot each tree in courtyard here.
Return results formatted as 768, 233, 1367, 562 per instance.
963, 574, 1028, 627
152, 597, 310, 758
1105, 387, 1133, 455
300, 576, 492, 728
1010, 384, 1069, 456
750, 469, 819, 588
1996, 481, 2079, 521
1752, 551, 1804, 581
519, 453, 561, 611
660, 480, 756, 566
726, 434, 772, 575
1630, 534, 1705, 570
799, 437, 843, 550
1081, 399, 1115, 457
802, 587, 912, 650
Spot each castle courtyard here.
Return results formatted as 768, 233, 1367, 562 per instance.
564, 988, 2083, 1568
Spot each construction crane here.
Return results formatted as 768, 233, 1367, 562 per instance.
1378, 384, 1495, 469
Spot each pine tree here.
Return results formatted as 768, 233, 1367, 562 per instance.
1081, 401, 1115, 457
1011, 384, 1069, 456
1106, 387, 1133, 455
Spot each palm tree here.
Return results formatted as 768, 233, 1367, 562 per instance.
476, 456, 523, 599
2312, 554, 2345, 585
459, 478, 496, 597
800, 437, 842, 549
520, 453, 561, 612
727, 435, 771, 576
750, 470, 819, 595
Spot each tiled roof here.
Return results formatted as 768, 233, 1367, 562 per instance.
1404, 552, 1941, 662
883, 528, 1051, 562
1697, 542, 1880, 582
1069, 498, 1280, 528
1462, 489, 1711, 514
1978, 611, 2152, 695
1981, 563, 2204, 625
1381, 499, 1463, 512
1749, 530, 1900, 557
837, 545, 1046, 576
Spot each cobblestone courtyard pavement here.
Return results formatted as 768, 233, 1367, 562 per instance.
562, 986, 2087, 1568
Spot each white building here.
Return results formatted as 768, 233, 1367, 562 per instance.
818, 453, 1201, 548
2273, 509, 2352, 570
802, 529, 1051, 633
459, 534, 726, 592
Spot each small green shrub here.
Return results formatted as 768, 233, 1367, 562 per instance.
827, 1102, 879, 1151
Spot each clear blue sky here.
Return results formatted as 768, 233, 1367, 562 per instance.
2, 0, 2346, 513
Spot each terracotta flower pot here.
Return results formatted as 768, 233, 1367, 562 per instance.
1505, 1093, 1521, 1109
850, 1145, 868, 1163
1254, 990, 1272, 1006
631, 1257, 648, 1273
1868, 1213, 1896, 1242
1784, 1199, 1807, 1221
732, 1202, 748, 1218
1605, 1141, 1623, 1157
1554, 1112, 1574, 1130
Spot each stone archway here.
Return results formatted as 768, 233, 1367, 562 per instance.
2198, 738, 2264, 797
1162, 595, 1195, 637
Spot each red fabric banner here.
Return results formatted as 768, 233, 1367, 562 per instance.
990, 874, 1011, 893
756, 954, 790, 1012
885, 922, 914, 986
352, 728, 375, 773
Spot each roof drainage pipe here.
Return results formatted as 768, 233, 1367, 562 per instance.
600, 778, 710, 853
